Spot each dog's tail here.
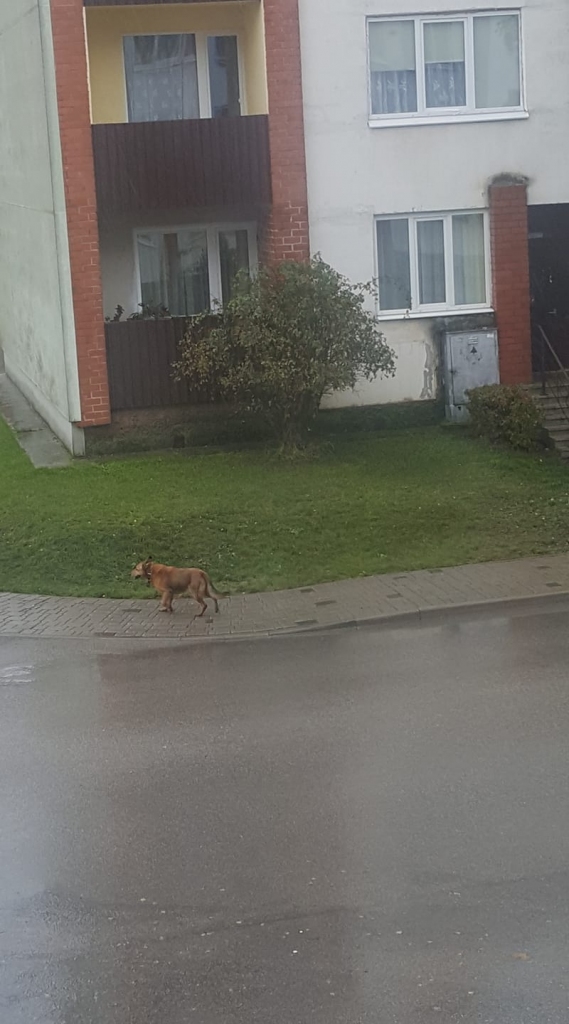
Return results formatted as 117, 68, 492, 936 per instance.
205, 573, 229, 600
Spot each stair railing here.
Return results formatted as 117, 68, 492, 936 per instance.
533, 323, 569, 427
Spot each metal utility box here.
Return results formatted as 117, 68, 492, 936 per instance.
443, 330, 499, 422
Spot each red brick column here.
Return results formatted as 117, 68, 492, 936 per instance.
489, 180, 532, 385
263, 0, 310, 263
49, 0, 111, 426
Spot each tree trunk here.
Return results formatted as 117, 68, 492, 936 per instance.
271, 392, 323, 453
279, 417, 304, 453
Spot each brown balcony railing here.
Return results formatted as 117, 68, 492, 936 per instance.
105, 317, 210, 411
92, 115, 271, 216
86, 0, 244, 6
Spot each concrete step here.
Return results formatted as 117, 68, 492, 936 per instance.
542, 419, 569, 432
540, 404, 569, 415
534, 399, 569, 413
542, 419, 569, 433
549, 439, 569, 456
541, 404, 569, 414
545, 415, 569, 425
532, 387, 569, 399
536, 410, 569, 422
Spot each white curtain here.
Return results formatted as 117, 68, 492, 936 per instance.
424, 21, 466, 108
124, 34, 199, 123
372, 71, 418, 115
452, 214, 486, 305
169, 231, 209, 316
369, 21, 417, 114
377, 219, 412, 311
207, 36, 241, 118
137, 233, 165, 310
219, 230, 250, 304
474, 15, 520, 109
417, 221, 446, 305
137, 230, 209, 316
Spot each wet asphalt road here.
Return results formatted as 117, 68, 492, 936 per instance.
2, 603, 569, 1023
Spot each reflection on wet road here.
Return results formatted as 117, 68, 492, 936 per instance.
1, 604, 569, 1022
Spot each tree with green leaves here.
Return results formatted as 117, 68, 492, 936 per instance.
175, 256, 395, 450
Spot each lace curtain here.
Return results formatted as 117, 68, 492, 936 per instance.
124, 35, 199, 123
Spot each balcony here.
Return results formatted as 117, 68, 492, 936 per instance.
92, 115, 271, 216
105, 317, 206, 410
85, 0, 244, 5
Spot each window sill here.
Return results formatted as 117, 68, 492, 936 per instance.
368, 111, 528, 129
378, 307, 494, 322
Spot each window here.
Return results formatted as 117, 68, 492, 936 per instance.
124, 35, 199, 122
124, 33, 242, 123
219, 229, 250, 304
208, 36, 241, 118
368, 12, 523, 124
135, 224, 256, 316
376, 212, 489, 315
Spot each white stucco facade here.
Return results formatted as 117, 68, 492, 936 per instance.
298, 0, 569, 406
0, 0, 83, 453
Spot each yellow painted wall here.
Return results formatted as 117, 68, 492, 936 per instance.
243, 1, 267, 116
86, 2, 268, 124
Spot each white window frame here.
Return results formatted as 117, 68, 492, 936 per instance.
375, 210, 492, 320
367, 10, 527, 128
122, 31, 246, 122
133, 222, 258, 313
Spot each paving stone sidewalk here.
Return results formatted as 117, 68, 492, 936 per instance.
1, 553, 569, 642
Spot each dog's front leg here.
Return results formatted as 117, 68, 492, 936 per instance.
159, 589, 174, 613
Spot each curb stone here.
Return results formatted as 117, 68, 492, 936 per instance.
2, 553, 569, 642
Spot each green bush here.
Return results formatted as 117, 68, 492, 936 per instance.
174, 257, 395, 451
467, 384, 544, 451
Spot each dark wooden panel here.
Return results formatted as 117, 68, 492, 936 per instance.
86, 0, 243, 5
105, 317, 208, 410
93, 116, 271, 214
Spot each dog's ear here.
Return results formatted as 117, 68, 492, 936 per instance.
146, 555, 153, 564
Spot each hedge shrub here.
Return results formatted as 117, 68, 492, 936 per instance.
467, 384, 544, 451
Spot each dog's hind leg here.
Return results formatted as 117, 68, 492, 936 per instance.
205, 574, 223, 613
191, 580, 208, 618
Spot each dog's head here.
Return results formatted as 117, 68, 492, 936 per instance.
131, 557, 152, 580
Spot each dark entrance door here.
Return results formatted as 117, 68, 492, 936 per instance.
529, 204, 569, 371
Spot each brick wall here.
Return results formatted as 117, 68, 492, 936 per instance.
49, 0, 111, 426
489, 182, 532, 385
262, 0, 310, 263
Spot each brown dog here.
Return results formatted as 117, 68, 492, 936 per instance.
131, 558, 226, 616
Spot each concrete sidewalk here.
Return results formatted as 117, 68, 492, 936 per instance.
1, 552, 569, 641
0, 374, 70, 468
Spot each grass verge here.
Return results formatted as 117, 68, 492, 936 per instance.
1, 419, 569, 598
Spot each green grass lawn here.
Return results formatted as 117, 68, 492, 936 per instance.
1, 418, 569, 598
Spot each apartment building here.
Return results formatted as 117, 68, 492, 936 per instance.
300, 0, 569, 407
0, 0, 308, 453
0, 0, 567, 452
